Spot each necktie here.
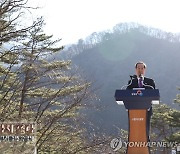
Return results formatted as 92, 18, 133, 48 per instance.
138, 77, 143, 88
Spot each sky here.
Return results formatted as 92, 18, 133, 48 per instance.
28, 0, 180, 45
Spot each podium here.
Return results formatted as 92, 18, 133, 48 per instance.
115, 89, 160, 154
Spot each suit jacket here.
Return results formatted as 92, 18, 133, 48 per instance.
126, 75, 155, 90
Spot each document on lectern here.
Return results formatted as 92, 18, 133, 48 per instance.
132, 88, 145, 90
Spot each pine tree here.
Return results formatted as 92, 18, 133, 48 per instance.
151, 89, 180, 153
0, 1, 116, 153
17, 18, 91, 153
0, 1, 95, 153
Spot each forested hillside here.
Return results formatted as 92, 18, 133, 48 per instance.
59, 23, 180, 134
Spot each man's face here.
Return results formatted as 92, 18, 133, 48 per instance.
135, 63, 146, 77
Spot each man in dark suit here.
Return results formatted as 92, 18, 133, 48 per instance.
126, 61, 156, 141
126, 62, 155, 90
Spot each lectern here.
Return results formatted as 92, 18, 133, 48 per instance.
115, 89, 160, 154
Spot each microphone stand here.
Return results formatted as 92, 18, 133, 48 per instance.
121, 75, 136, 89
142, 83, 154, 89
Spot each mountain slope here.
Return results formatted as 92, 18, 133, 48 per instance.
67, 23, 180, 134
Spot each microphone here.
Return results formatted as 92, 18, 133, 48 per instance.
121, 75, 136, 89
139, 74, 143, 78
